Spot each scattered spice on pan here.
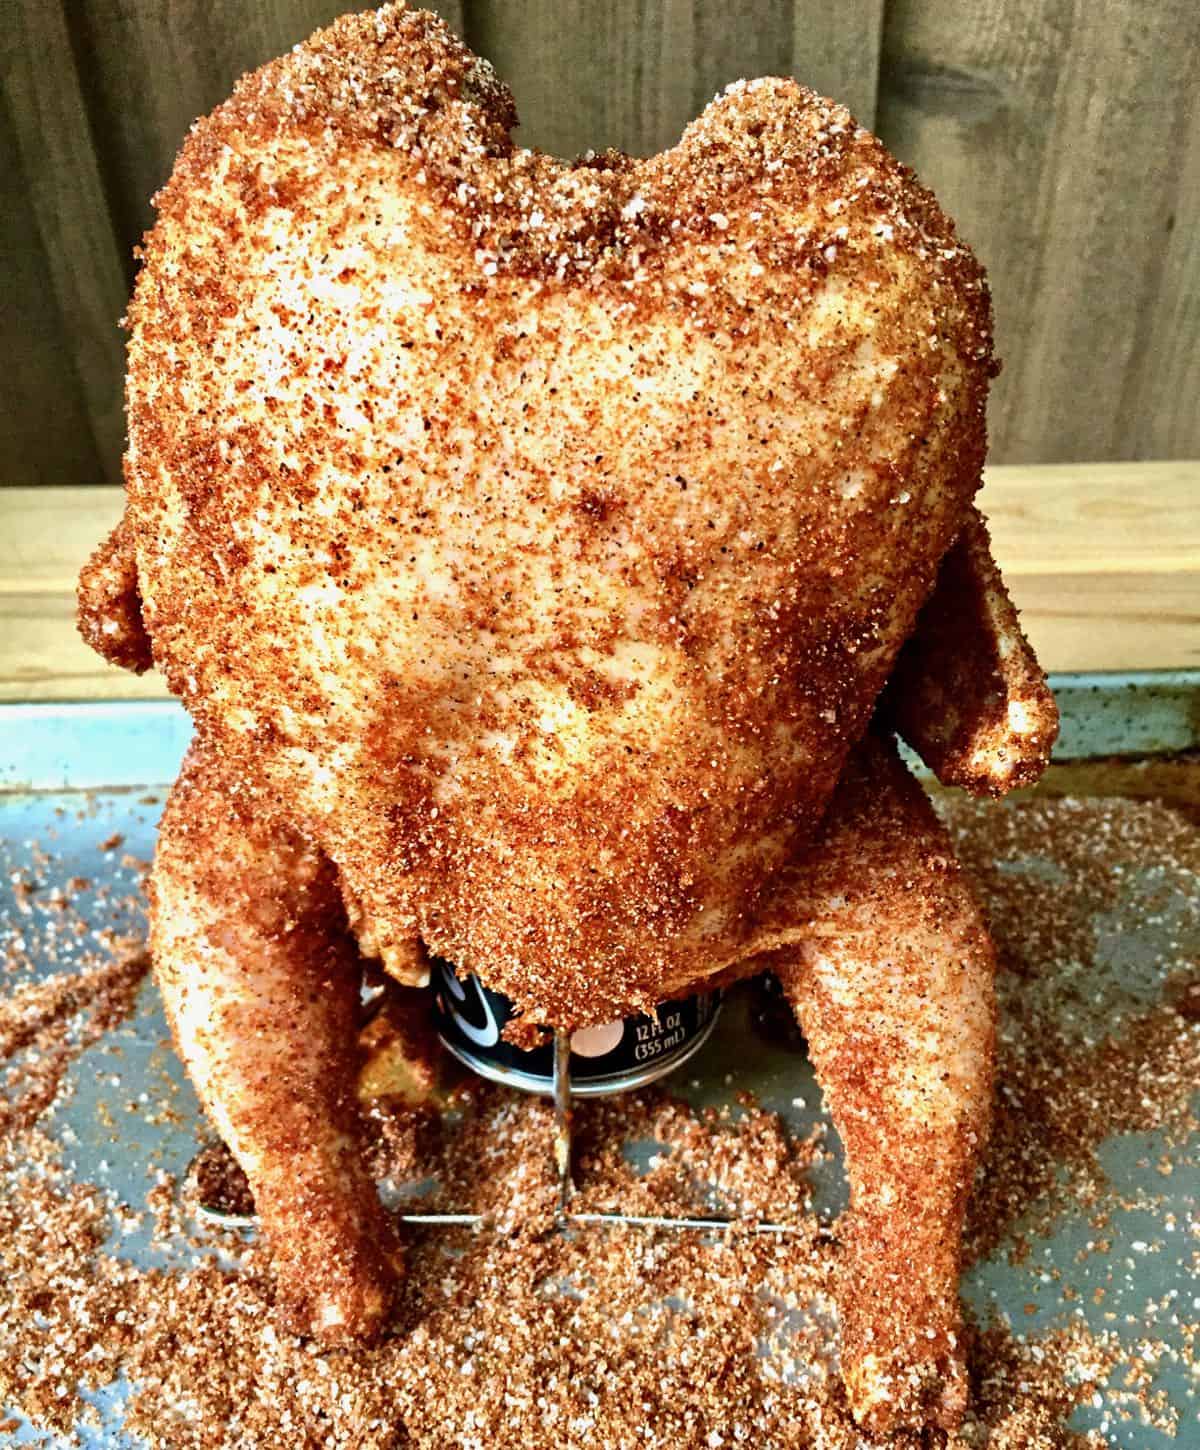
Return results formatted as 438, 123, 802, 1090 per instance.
0, 791, 1196, 1447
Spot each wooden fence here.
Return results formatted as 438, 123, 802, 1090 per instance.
3, 0, 1198, 487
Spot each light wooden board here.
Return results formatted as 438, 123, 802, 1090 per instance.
0, 592, 167, 703
995, 570, 1198, 675
2, 465, 1195, 701
980, 461, 1200, 577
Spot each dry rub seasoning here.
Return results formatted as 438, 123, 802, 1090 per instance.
0, 789, 1197, 1447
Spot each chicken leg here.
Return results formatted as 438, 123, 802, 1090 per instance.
149, 742, 399, 1343
767, 732, 995, 1432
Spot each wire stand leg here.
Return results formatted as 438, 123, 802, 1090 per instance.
552, 1027, 574, 1224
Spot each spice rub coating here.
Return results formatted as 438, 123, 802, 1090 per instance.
768, 733, 997, 1432
118, 2, 994, 1027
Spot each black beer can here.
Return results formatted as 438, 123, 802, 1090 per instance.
430, 957, 722, 1097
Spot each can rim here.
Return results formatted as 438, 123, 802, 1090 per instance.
438, 999, 723, 1098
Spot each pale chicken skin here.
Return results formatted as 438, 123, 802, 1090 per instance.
78, 4, 1058, 1432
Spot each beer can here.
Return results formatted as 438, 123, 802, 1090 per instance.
430, 957, 722, 1097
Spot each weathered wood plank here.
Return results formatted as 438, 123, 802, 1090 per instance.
876, 0, 1200, 465
1, 0, 128, 484
789, 0, 885, 127
69, 0, 465, 271
688, 1, 792, 132
467, 0, 696, 158
1123, 93, 1200, 459
5, 0, 1197, 495
0, 98, 102, 486
2, 464, 1194, 700
466, 0, 882, 159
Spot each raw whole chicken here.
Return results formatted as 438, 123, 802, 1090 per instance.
78, 5, 1058, 1431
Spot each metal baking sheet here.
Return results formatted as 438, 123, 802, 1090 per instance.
1, 674, 1198, 1447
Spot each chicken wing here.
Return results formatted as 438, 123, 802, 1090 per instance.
77, 517, 153, 675
884, 507, 1059, 796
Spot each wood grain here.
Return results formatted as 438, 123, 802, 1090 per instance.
468, 0, 692, 159
2, 0, 1198, 487
0, 0, 127, 484
0, 486, 141, 701
466, 0, 883, 159
876, 0, 1200, 465
789, 0, 885, 127
0, 592, 166, 703
0, 98, 102, 487
980, 461, 1200, 576
998, 570, 1198, 674
0, 487, 124, 594
1124, 82, 1200, 459
1, 465, 1194, 701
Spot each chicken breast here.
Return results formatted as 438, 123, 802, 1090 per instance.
118, 3, 994, 1027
